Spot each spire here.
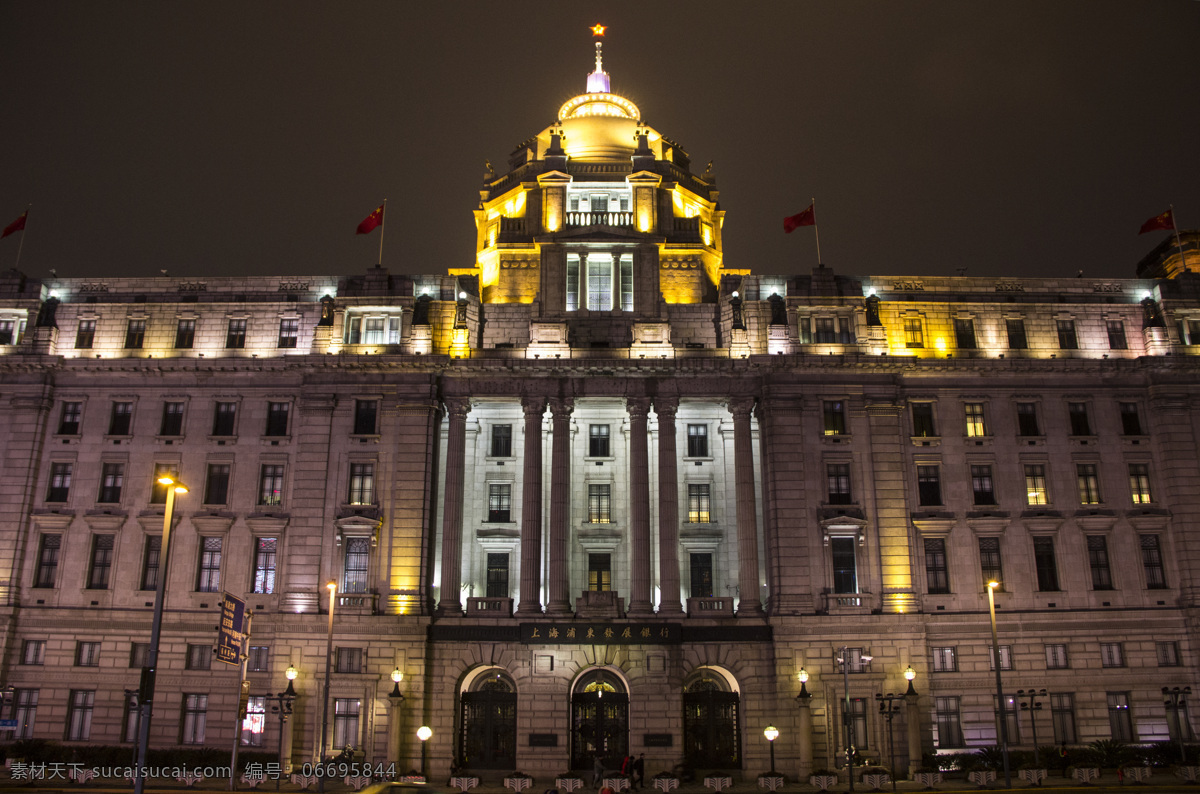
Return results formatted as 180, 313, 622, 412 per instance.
587, 24, 610, 93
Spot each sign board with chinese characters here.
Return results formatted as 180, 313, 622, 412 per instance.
215, 592, 246, 665
520, 623, 681, 644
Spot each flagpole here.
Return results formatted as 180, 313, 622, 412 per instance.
377, 199, 387, 266
14, 205, 29, 271
811, 197, 822, 265
1169, 204, 1189, 274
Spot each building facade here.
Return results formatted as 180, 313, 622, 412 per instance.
1, 34, 1200, 780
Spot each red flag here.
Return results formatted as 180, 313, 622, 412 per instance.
356, 203, 384, 235
784, 204, 815, 233
1139, 208, 1174, 234
1, 211, 27, 239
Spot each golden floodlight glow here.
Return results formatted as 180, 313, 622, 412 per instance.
326, 580, 337, 593
987, 580, 1000, 589
558, 93, 640, 121
156, 475, 188, 494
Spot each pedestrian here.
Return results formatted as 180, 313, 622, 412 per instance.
621, 755, 632, 776
632, 754, 645, 789
593, 755, 604, 787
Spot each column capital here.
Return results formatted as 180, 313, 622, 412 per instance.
549, 396, 575, 417
443, 397, 472, 419
728, 396, 756, 421
653, 397, 679, 418
626, 396, 652, 421
522, 395, 547, 417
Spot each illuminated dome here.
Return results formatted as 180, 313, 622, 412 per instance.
550, 27, 643, 162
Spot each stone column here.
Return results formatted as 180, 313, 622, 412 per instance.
730, 397, 764, 616
655, 397, 684, 616
796, 694, 814, 779
545, 396, 574, 616
515, 396, 546, 616
866, 398, 918, 613
905, 691, 922, 778
436, 398, 471, 616
627, 397, 654, 617
387, 695, 404, 767
281, 712, 296, 773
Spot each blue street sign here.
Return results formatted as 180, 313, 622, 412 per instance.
215, 592, 246, 665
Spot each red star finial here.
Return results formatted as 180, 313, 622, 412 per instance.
591, 24, 606, 37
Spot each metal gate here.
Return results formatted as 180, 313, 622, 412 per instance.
459, 682, 517, 769
683, 683, 741, 769
571, 686, 628, 770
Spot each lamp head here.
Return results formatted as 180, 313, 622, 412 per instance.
286, 665, 298, 681
904, 666, 916, 682
763, 726, 779, 742
156, 475, 189, 493
327, 580, 337, 593
797, 668, 809, 684
417, 726, 432, 742
392, 668, 403, 684
987, 580, 1000, 590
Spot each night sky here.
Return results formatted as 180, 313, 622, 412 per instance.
2, 2, 1197, 283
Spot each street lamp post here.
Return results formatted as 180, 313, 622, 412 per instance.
1017, 689, 1046, 767
133, 475, 188, 794
763, 726, 779, 775
1163, 686, 1192, 764
875, 694, 901, 793
267, 667, 298, 791
417, 726, 432, 779
986, 581, 1012, 789
839, 646, 872, 793
319, 581, 336, 793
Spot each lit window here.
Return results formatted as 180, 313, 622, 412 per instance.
252, 538, 277, 595
348, 463, 375, 505
197, 537, 223, 593
1076, 464, 1101, 504
241, 696, 266, 747
259, 465, 284, 506
487, 484, 512, 522
98, 462, 125, 503
587, 253, 614, 311
21, 640, 45, 665
124, 320, 145, 349
343, 537, 370, 594
58, 402, 82, 435
333, 698, 361, 751
687, 484, 711, 522
964, 403, 986, 437
588, 553, 611, 592
823, 401, 847, 435
75, 641, 101, 667
1129, 464, 1153, 504
588, 484, 612, 523
989, 644, 1014, 670
904, 318, 924, 348
1024, 465, 1048, 505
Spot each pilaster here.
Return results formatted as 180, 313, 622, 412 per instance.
626, 396, 654, 617
545, 396, 574, 616
436, 398, 471, 616
730, 397, 764, 616
655, 397, 684, 616
515, 395, 546, 616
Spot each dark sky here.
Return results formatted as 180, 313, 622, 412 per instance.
2, 1, 1197, 282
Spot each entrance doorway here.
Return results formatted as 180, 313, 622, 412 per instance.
571, 670, 628, 770
459, 671, 517, 769
683, 674, 741, 769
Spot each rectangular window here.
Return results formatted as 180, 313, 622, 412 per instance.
487, 483, 512, 522
935, 696, 964, 748
1129, 464, 1153, 504
348, 463, 375, 505
197, 537, 222, 593
838, 316, 852, 344
964, 403, 987, 437
588, 484, 611, 523
1068, 402, 1092, 436
1119, 402, 1143, 435
690, 553, 714, 598
1032, 536, 1059, 591
911, 403, 936, 437
588, 553, 611, 592
343, 537, 370, 594
1045, 643, 1069, 669
212, 402, 237, 436
67, 690, 95, 741
1106, 320, 1128, 350
1108, 692, 1134, 742
252, 537, 277, 594
87, 535, 115, 589
204, 463, 231, 505
823, 401, 847, 436
1168, 698, 1193, 743
924, 538, 950, 594
76, 641, 101, 667
130, 642, 149, 668
831, 537, 858, 594
244, 645, 269, 673
1188, 319, 1200, 346
0, 319, 13, 345
798, 317, 812, 344
186, 643, 212, 670
619, 253, 633, 311
59, 401, 82, 434
485, 553, 509, 598
839, 648, 871, 673
34, 534, 61, 588
14, 689, 38, 740
241, 696, 266, 747
75, 320, 96, 349
847, 697, 869, 750
1077, 464, 1102, 504
917, 465, 942, 506
826, 464, 852, 505
1024, 464, 1048, 505
989, 645, 1014, 671
1101, 642, 1124, 668
333, 698, 361, 751
277, 318, 299, 348
1016, 403, 1040, 436
904, 317, 924, 348
588, 424, 610, 457
1157, 641, 1181, 667
141, 536, 161, 591
226, 318, 247, 349
971, 465, 996, 505
150, 463, 178, 504
1141, 534, 1167, 589
490, 424, 512, 457
109, 401, 133, 435
98, 462, 125, 503
687, 483, 712, 522
46, 462, 73, 502
1050, 693, 1077, 744
124, 319, 145, 349
175, 319, 195, 349
996, 694, 1022, 745
362, 317, 385, 344
814, 317, 836, 344
587, 253, 614, 311
335, 647, 364, 674
345, 316, 362, 344
566, 254, 580, 311
1006, 319, 1028, 350
979, 537, 1003, 586
687, 424, 709, 456
1056, 319, 1078, 349
954, 318, 976, 349
160, 402, 184, 436
21, 640, 45, 665
182, 693, 208, 745
265, 402, 289, 435
353, 400, 378, 435
931, 647, 957, 672
1086, 535, 1113, 589
258, 465, 284, 506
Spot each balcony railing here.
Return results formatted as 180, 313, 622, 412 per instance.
466, 596, 513, 617
564, 211, 633, 227
687, 597, 735, 617
337, 593, 378, 614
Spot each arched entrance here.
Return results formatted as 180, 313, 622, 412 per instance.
682, 671, 741, 769
571, 669, 629, 770
459, 669, 518, 770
